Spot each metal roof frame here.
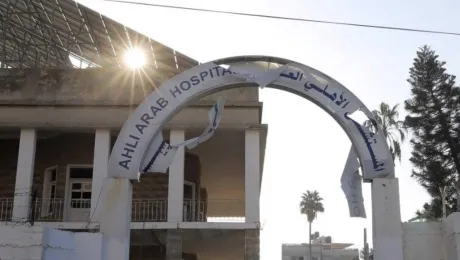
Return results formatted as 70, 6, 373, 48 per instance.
0, 0, 199, 72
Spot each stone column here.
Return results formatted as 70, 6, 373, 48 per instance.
245, 229, 260, 260
91, 129, 111, 220
371, 178, 404, 260
99, 178, 132, 260
166, 230, 183, 260
168, 130, 185, 222
245, 129, 260, 224
12, 129, 37, 221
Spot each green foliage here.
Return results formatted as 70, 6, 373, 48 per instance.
300, 190, 324, 260
299, 190, 324, 223
364, 102, 407, 163
405, 45, 460, 218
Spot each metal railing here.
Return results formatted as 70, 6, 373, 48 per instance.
0, 198, 245, 223
132, 199, 168, 222
183, 199, 245, 222
0, 198, 13, 221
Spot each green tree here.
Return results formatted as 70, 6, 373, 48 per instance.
413, 162, 456, 219
404, 45, 460, 217
364, 102, 407, 163
300, 190, 324, 260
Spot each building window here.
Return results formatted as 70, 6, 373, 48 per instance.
41, 166, 58, 216
67, 166, 93, 209
70, 181, 92, 209
69, 167, 93, 179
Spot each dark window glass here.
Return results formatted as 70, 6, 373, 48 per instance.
184, 184, 194, 199
71, 192, 81, 199
50, 185, 56, 198
48, 197, 55, 213
72, 183, 82, 190
51, 169, 57, 182
69, 168, 93, 179
82, 192, 91, 199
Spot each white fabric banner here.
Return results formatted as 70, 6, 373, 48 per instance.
230, 65, 287, 88
182, 98, 226, 149
141, 132, 177, 173
345, 113, 391, 179
341, 146, 367, 218
140, 99, 226, 174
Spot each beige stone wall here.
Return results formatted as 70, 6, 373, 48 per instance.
0, 68, 258, 105
0, 69, 262, 130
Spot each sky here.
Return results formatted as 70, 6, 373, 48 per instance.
78, 0, 460, 258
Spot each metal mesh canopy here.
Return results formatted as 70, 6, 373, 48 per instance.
0, 0, 199, 71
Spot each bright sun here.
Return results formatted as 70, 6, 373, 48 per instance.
124, 48, 145, 69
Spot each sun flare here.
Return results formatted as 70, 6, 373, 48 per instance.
124, 48, 145, 69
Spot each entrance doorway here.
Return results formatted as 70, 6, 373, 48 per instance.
65, 165, 93, 221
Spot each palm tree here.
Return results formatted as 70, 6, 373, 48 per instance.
299, 190, 324, 260
364, 102, 407, 163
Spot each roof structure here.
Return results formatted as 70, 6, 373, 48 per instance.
0, 0, 199, 73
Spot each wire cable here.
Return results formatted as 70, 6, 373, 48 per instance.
104, 0, 460, 37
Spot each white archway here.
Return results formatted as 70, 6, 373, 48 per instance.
102, 56, 404, 260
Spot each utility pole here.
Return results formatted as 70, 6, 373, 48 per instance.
364, 228, 369, 260
320, 238, 323, 260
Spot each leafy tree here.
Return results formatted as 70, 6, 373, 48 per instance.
300, 190, 324, 260
414, 187, 457, 221
364, 102, 407, 163
405, 45, 460, 217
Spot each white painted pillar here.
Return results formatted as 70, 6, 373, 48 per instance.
99, 178, 132, 260
168, 130, 185, 222
91, 129, 111, 220
371, 178, 404, 260
12, 129, 37, 221
245, 129, 260, 224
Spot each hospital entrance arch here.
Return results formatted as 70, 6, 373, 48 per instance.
103, 56, 404, 260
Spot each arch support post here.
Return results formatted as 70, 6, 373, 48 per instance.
245, 229, 260, 260
91, 129, 111, 219
245, 129, 260, 224
167, 129, 185, 222
99, 178, 132, 260
166, 130, 185, 260
371, 178, 403, 260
